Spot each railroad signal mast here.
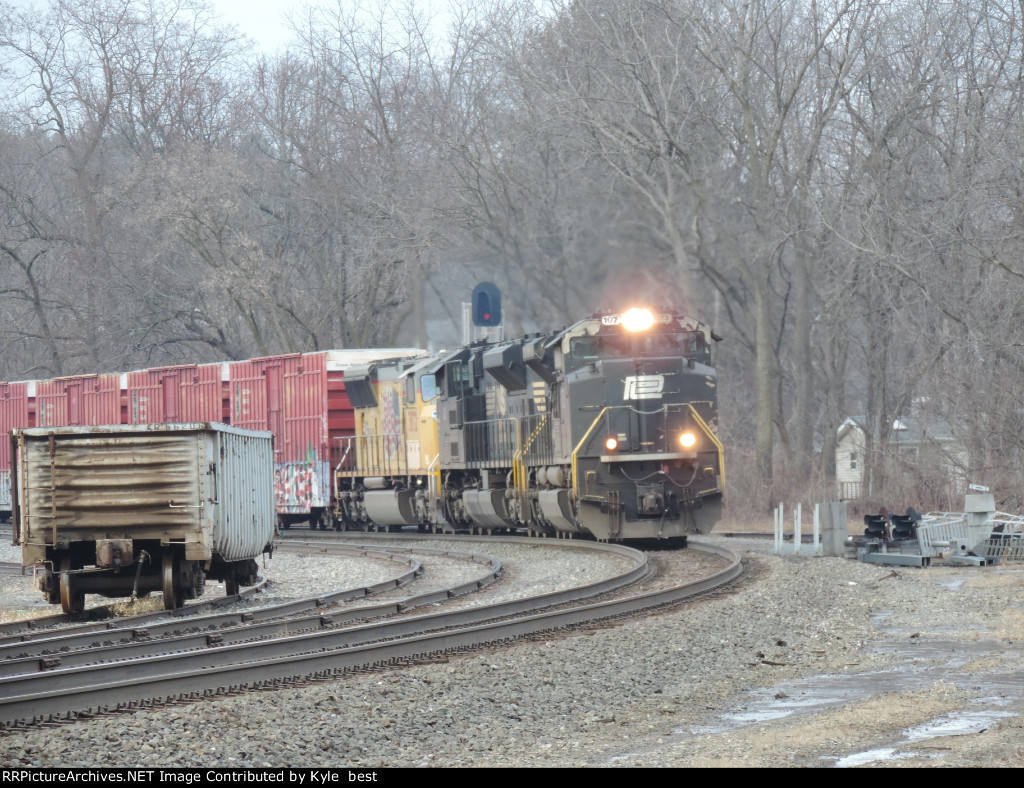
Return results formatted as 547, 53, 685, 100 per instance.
464, 282, 503, 343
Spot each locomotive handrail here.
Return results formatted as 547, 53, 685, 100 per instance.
336, 432, 407, 477
513, 414, 551, 498
427, 453, 441, 524
570, 407, 611, 501
462, 417, 519, 468
687, 404, 725, 492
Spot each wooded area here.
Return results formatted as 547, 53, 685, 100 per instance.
3, 0, 1024, 515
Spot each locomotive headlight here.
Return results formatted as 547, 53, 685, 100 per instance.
679, 431, 697, 449
605, 436, 619, 451
621, 307, 655, 332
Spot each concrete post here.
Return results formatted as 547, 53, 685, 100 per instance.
964, 493, 996, 554
818, 501, 849, 557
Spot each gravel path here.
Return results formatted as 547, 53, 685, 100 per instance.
1, 535, 1022, 767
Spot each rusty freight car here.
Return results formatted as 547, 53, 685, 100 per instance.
13, 422, 275, 612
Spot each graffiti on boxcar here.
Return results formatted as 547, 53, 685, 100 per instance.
274, 446, 329, 513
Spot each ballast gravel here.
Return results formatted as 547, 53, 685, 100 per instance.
1, 534, 1023, 768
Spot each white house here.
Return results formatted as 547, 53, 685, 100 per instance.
836, 415, 960, 502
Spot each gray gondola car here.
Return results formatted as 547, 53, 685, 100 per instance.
12, 422, 275, 612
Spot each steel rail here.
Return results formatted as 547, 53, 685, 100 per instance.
0, 545, 425, 660
0, 546, 501, 674
0, 576, 272, 644
0, 540, 733, 728
0, 541, 637, 685
0, 544, 418, 646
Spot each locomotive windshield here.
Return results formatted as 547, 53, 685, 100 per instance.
566, 331, 705, 372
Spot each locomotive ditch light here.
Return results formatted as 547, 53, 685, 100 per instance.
620, 307, 655, 332
605, 436, 619, 451
679, 431, 697, 449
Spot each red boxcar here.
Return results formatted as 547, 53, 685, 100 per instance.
125, 363, 227, 424
229, 349, 426, 529
35, 374, 121, 427
0, 349, 426, 526
0, 382, 31, 517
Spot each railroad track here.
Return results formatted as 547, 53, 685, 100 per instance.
0, 536, 740, 728
0, 541, 417, 639
0, 541, 518, 674
0, 561, 21, 576
0, 543, 433, 667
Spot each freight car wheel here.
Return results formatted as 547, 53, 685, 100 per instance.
162, 553, 184, 610
225, 576, 240, 597
59, 558, 84, 614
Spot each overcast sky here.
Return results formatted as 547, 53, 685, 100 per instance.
206, 0, 302, 53
4, 1, 456, 55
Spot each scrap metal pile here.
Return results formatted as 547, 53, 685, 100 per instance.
850, 493, 1024, 568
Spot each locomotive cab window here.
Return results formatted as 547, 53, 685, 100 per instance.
567, 336, 602, 372
637, 332, 704, 357
681, 332, 706, 355
637, 333, 678, 356
568, 332, 700, 369
446, 362, 470, 393
420, 374, 438, 402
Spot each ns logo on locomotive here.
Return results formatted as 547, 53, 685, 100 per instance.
334, 304, 724, 541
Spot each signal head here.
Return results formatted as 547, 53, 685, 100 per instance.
472, 282, 502, 326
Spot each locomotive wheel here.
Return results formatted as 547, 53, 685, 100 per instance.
59, 558, 84, 614
162, 553, 184, 610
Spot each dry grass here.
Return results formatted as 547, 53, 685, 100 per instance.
715, 515, 774, 533
654, 683, 968, 768
716, 513, 861, 536
961, 654, 1008, 673
108, 596, 164, 616
963, 570, 1024, 591
991, 610, 1024, 641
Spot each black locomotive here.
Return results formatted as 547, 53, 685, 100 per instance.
335, 307, 724, 541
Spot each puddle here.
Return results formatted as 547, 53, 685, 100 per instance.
872, 608, 987, 638
598, 563, 1024, 767
684, 634, 1023, 736
833, 708, 1017, 767
606, 634, 1024, 766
